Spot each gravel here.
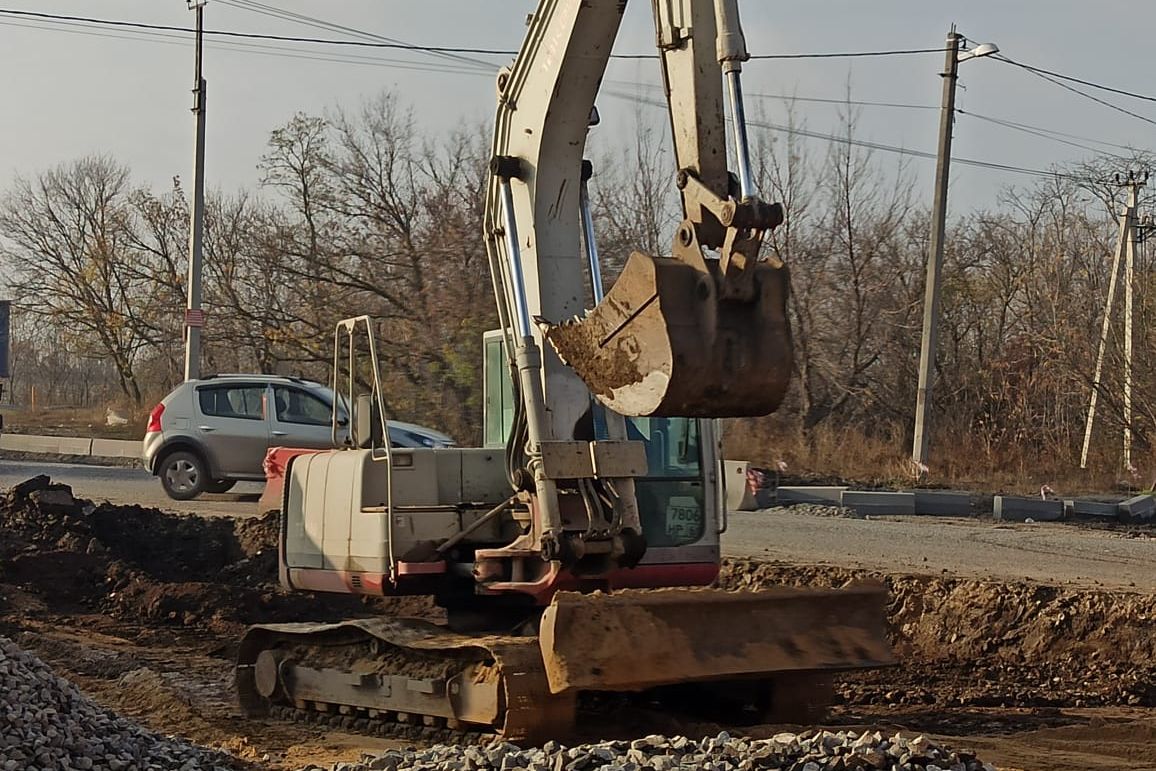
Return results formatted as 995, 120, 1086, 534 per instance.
775, 503, 861, 519
305, 730, 993, 771
0, 637, 242, 771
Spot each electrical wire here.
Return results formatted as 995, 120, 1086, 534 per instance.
751, 47, 945, 60
0, 17, 496, 77
956, 111, 1143, 155
995, 56, 1156, 129
0, 6, 1125, 182
624, 79, 1146, 165
746, 91, 937, 110
957, 110, 1134, 161
0, 8, 946, 62
603, 87, 1086, 181
996, 55, 1156, 105
216, 0, 497, 71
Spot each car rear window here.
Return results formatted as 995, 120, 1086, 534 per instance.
198, 385, 265, 420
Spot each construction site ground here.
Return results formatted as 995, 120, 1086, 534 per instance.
3, 474, 1156, 771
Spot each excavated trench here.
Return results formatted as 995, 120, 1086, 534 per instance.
3, 474, 1156, 768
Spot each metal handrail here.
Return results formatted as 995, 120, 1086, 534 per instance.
331, 315, 397, 579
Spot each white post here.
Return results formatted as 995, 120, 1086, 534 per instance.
1124, 183, 1137, 470
1081, 205, 1129, 468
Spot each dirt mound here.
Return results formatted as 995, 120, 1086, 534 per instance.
720, 559, 1156, 708
0, 475, 368, 635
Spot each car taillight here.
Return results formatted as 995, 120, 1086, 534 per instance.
146, 403, 165, 433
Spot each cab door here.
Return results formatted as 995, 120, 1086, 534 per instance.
193, 382, 271, 478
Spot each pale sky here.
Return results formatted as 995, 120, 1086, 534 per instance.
1, 1, 1153, 213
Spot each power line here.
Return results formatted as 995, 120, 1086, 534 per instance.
996, 55, 1156, 105
957, 110, 1134, 160
633, 78, 1143, 159
0, 7, 516, 57
957, 111, 1142, 154
0, 6, 1130, 180
751, 47, 945, 60
605, 88, 1085, 182
0, 17, 493, 77
216, 0, 496, 71
745, 91, 936, 110
995, 56, 1156, 129
0, 8, 946, 62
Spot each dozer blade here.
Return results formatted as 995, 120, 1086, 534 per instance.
537, 584, 893, 694
544, 251, 792, 417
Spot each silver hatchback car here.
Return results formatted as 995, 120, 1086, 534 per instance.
142, 374, 455, 500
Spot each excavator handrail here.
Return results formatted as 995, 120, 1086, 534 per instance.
331, 314, 397, 579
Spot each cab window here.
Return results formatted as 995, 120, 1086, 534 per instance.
624, 417, 701, 478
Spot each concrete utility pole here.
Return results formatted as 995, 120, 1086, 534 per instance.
911, 27, 999, 469
183, 0, 208, 381
1080, 171, 1147, 470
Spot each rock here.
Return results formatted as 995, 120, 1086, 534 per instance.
331, 722, 993, 771
0, 637, 242, 771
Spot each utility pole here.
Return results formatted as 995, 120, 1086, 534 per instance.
1080, 171, 1147, 470
183, 0, 208, 381
911, 28, 999, 470
911, 28, 961, 469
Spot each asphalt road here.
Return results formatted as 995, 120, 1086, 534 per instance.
3, 458, 1154, 590
0, 459, 265, 518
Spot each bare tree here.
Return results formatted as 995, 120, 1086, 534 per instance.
0, 156, 164, 404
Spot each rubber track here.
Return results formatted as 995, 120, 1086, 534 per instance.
266, 704, 488, 745
238, 617, 576, 743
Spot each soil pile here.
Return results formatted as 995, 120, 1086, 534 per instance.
0, 475, 363, 635
720, 559, 1156, 709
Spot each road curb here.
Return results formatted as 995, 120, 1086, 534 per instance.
0, 434, 139, 461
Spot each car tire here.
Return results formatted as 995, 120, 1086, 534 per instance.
159, 450, 208, 500
205, 479, 236, 494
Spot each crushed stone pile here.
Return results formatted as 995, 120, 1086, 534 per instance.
0, 636, 242, 770
303, 731, 992, 771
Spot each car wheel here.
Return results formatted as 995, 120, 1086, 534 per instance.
159, 450, 207, 500
205, 479, 236, 494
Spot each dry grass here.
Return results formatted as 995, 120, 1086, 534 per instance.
0, 403, 1148, 498
723, 417, 1147, 497
0, 405, 147, 440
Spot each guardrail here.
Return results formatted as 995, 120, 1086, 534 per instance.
0, 433, 139, 459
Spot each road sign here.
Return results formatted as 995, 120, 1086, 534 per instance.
185, 308, 205, 328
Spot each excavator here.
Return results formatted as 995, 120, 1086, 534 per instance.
236, 0, 892, 743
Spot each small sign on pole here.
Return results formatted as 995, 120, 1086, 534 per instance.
185, 308, 205, 328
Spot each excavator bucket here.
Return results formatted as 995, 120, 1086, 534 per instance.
537, 584, 893, 694
544, 251, 793, 418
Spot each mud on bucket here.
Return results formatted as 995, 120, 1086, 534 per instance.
543, 250, 793, 418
